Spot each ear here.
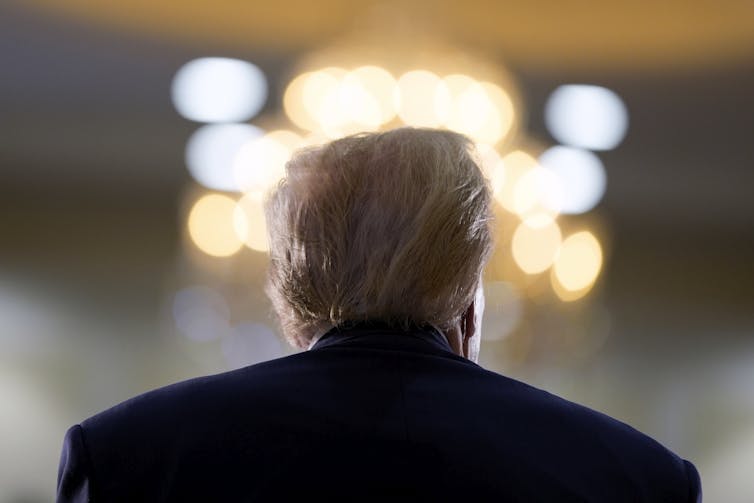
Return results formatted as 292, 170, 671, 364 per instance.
444, 288, 483, 361
444, 300, 477, 359
462, 282, 485, 362
461, 301, 477, 357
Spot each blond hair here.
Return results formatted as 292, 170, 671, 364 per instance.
265, 127, 494, 348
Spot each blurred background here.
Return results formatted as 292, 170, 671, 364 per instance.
1, 0, 753, 501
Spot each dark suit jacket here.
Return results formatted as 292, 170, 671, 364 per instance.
57, 324, 702, 502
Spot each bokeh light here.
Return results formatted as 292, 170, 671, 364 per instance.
349, 66, 398, 125
511, 220, 562, 274
444, 75, 484, 138
222, 322, 284, 369
233, 129, 301, 193
476, 143, 505, 200
187, 194, 244, 257
552, 231, 603, 301
284, 66, 397, 137
303, 67, 353, 136
475, 142, 504, 178
283, 71, 320, 131
337, 66, 397, 129
512, 165, 563, 227
545, 84, 628, 151
336, 72, 382, 129
172, 286, 231, 342
539, 146, 607, 214
395, 70, 451, 127
305, 68, 352, 136
447, 80, 515, 145
171, 57, 267, 123
233, 190, 269, 252
284, 66, 516, 144
185, 123, 264, 192
492, 150, 539, 213
300, 131, 330, 148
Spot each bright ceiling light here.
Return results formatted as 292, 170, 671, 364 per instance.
544, 84, 628, 151
233, 130, 302, 193
172, 57, 267, 123
187, 194, 244, 257
511, 219, 562, 274
552, 231, 603, 301
233, 190, 269, 252
492, 150, 539, 212
539, 146, 607, 214
185, 123, 264, 192
395, 70, 451, 127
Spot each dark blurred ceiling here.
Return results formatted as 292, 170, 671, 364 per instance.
17, 0, 754, 71
1, 1, 753, 237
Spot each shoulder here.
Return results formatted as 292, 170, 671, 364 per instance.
67, 352, 316, 499
473, 367, 699, 499
478, 367, 669, 451
86, 352, 309, 426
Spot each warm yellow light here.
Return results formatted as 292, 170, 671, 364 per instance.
233, 130, 301, 193
338, 72, 381, 129
479, 81, 515, 144
395, 70, 451, 127
283, 68, 344, 136
234, 190, 268, 252
443, 76, 515, 145
283, 71, 320, 132
350, 65, 397, 125
300, 131, 329, 147
511, 219, 562, 274
267, 129, 303, 150
187, 194, 243, 257
457, 83, 495, 137
444, 73, 477, 133
291, 66, 392, 138
552, 231, 603, 300
443, 74, 477, 95
493, 150, 538, 212
475, 142, 503, 177
489, 163, 506, 204
513, 166, 563, 226
304, 68, 347, 135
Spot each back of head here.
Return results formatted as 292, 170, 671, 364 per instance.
265, 127, 494, 348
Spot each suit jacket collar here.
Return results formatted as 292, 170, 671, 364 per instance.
310, 321, 455, 356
